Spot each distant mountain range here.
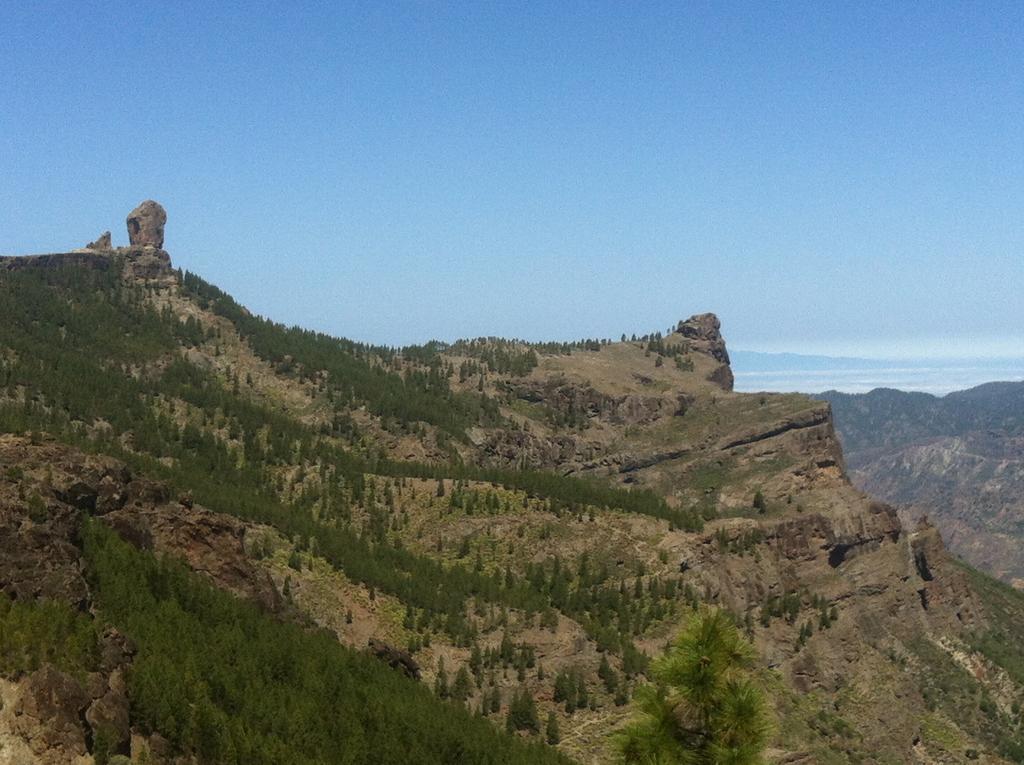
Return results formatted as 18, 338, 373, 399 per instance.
821, 382, 1024, 587
732, 349, 1024, 395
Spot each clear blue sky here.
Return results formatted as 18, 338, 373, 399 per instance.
2, 1, 1022, 358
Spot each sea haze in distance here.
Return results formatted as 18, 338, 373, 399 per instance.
731, 350, 1024, 395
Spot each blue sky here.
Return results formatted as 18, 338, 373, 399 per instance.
1, 1, 1022, 357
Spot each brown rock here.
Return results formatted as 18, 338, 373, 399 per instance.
368, 638, 421, 679
676, 312, 734, 390
85, 231, 112, 250
12, 665, 91, 759
84, 668, 130, 755
123, 247, 173, 280
100, 502, 282, 612
0, 510, 89, 607
126, 200, 166, 248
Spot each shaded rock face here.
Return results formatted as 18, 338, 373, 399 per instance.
368, 638, 421, 680
676, 313, 733, 391
85, 231, 112, 251
8, 665, 92, 763
0, 436, 286, 763
102, 503, 281, 612
0, 435, 280, 612
0, 438, 132, 607
0, 629, 134, 765
0, 252, 112, 273
477, 428, 600, 471
126, 200, 166, 248
507, 378, 677, 427
0, 507, 88, 608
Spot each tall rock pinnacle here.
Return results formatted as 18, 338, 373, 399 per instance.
676, 313, 734, 391
126, 200, 166, 248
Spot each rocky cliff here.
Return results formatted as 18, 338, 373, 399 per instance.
823, 383, 1024, 589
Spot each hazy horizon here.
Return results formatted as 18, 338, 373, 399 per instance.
730, 349, 1024, 395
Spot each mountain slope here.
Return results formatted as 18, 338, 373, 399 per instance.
822, 384, 1024, 587
1, 209, 1023, 764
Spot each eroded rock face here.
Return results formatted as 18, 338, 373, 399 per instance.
477, 428, 601, 471
126, 200, 166, 248
0, 435, 280, 612
85, 231, 112, 251
676, 313, 734, 390
8, 665, 91, 763
102, 503, 281, 612
368, 638, 421, 680
0, 628, 134, 765
507, 378, 677, 427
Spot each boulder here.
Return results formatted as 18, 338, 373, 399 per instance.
126, 200, 166, 248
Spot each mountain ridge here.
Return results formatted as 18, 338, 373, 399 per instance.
822, 382, 1024, 590
1, 205, 1022, 763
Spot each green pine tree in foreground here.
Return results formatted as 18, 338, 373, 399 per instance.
617, 608, 771, 765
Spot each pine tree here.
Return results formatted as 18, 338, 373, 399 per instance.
506, 687, 540, 734
434, 658, 449, 699
545, 710, 560, 745
489, 686, 502, 714
617, 608, 771, 765
451, 665, 473, 703
598, 653, 619, 693
469, 644, 483, 680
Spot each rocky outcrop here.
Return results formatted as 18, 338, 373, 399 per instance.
85, 231, 112, 251
714, 404, 846, 480
6, 666, 92, 764
122, 246, 172, 281
676, 313, 733, 390
0, 252, 112, 273
909, 518, 981, 623
0, 435, 287, 760
2, 200, 173, 281
126, 200, 166, 248
505, 378, 681, 427
0, 504, 88, 607
0, 628, 134, 765
101, 503, 281, 612
0, 435, 279, 611
368, 638, 421, 679
476, 428, 601, 471
718, 405, 841, 463
0, 439, 104, 606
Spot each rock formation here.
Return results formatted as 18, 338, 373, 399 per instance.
367, 638, 422, 680
125, 200, 166, 248
2, 201, 172, 281
85, 231, 112, 250
677, 312, 734, 390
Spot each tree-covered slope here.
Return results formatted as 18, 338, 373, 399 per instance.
2, 249, 1023, 764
